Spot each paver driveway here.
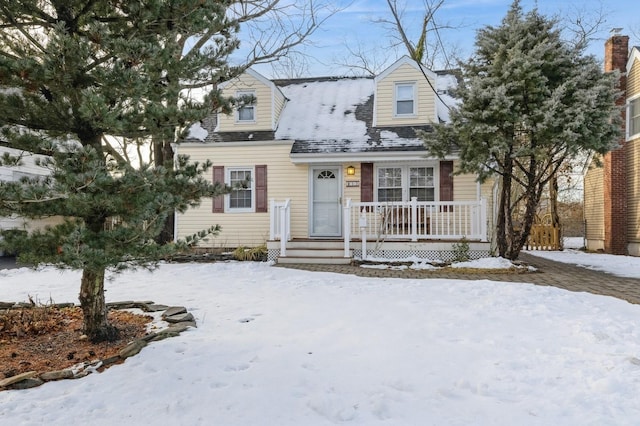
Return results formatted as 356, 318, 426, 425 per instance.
277, 252, 640, 305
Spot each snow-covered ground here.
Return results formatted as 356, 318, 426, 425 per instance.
525, 238, 640, 279
1, 249, 640, 425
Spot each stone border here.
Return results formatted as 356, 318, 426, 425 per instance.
0, 301, 196, 391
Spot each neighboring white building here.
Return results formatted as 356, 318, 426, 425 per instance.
0, 145, 60, 255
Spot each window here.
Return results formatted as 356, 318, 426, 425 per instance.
395, 83, 415, 116
376, 165, 435, 202
377, 167, 402, 201
227, 167, 254, 212
236, 90, 255, 122
213, 165, 267, 213
409, 167, 435, 201
629, 97, 640, 138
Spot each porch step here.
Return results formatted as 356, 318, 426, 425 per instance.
281, 248, 346, 257
283, 240, 345, 250
277, 255, 352, 265
269, 240, 353, 265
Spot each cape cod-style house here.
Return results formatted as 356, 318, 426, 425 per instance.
175, 56, 495, 264
584, 34, 640, 257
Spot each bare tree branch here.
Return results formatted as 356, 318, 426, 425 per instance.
560, 0, 608, 51
339, 0, 461, 72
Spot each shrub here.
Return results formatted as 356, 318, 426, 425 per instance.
451, 238, 470, 263
232, 245, 267, 261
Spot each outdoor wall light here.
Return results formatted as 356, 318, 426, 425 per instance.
346, 165, 356, 176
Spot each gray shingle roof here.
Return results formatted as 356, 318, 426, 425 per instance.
184, 73, 456, 155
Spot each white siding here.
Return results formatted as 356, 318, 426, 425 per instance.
629, 57, 640, 96
453, 166, 479, 201
627, 57, 640, 254
0, 147, 62, 236
584, 157, 605, 250
217, 73, 274, 132
175, 142, 308, 247
375, 63, 437, 127
273, 88, 287, 126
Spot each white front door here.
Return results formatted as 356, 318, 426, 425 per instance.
311, 167, 342, 237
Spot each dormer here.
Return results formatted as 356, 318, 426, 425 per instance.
216, 68, 287, 132
373, 56, 438, 127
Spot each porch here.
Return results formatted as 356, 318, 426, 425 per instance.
268, 198, 490, 264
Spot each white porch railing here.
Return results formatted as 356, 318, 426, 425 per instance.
344, 197, 488, 258
269, 197, 487, 259
269, 198, 291, 257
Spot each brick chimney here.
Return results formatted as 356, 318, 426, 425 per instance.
603, 33, 629, 255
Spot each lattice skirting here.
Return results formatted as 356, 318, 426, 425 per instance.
267, 249, 280, 262
353, 249, 490, 263
268, 248, 490, 263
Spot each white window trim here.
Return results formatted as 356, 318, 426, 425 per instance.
225, 166, 255, 213
374, 163, 438, 202
235, 90, 256, 123
394, 82, 417, 117
627, 94, 640, 141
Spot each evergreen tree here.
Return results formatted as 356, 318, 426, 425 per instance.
423, 0, 621, 260
0, 1, 246, 341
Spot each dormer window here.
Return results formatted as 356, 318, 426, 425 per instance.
236, 90, 255, 122
395, 83, 416, 116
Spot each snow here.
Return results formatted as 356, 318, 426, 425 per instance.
524, 237, 640, 279
451, 256, 516, 269
436, 73, 460, 123
275, 78, 374, 144
187, 121, 208, 141
527, 249, 640, 279
2, 252, 640, 425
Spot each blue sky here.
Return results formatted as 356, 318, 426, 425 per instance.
250, 0, 640, 77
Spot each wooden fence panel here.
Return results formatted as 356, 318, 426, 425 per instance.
526, 225, 560, 250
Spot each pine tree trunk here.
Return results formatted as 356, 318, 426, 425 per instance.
496, 153, 514, 258
509, 181, 544, 261
496, 178, 509, 258
79, 267, 119, 343
154, 135, 176, 244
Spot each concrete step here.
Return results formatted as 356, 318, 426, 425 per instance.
277, 256, 352, 265
284, 248, 346, 257
277, 240, 346, 250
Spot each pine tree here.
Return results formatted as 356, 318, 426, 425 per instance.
422, 0, 621, 260
0, 1, 244, 342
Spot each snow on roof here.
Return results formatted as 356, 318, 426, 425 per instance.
435, 72, 460, 123
275, 78, 374, 144
187, 121, 208, 141
436, 73, 458, 92
183, 70, 461, 147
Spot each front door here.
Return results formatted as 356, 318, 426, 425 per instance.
311, 167, 342, 237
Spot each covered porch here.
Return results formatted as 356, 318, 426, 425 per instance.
268, 197, 490, 264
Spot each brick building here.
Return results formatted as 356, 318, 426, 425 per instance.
584, 33, 640, 256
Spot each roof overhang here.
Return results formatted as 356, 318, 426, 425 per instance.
289, 150, 459, 164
